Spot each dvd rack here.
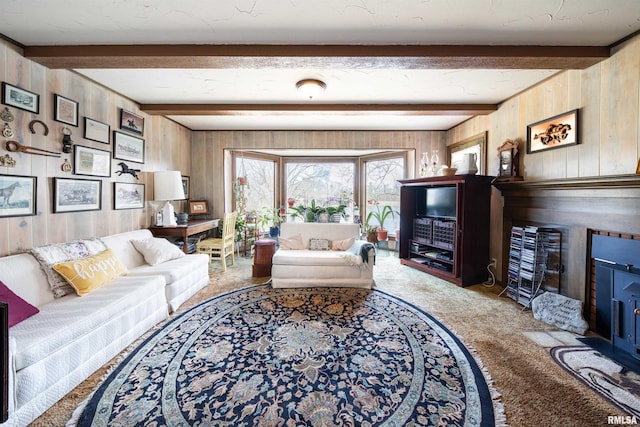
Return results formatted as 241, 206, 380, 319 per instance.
501, 225, 561, 309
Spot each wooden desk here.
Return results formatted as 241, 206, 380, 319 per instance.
149, 219, 220, 253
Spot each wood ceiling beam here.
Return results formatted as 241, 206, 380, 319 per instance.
24, 44, 609, 70
140, 103, 498, 116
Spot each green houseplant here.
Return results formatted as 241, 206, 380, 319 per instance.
290, 199, 326, 222
366, 203, 396, 241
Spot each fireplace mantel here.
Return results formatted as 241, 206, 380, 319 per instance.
494, 174, 640, 192
494, 173, 640, 304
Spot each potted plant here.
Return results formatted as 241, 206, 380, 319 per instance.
326, 204, 347, 223
259, 207, 284, 237
290, 199, 325, 222
366, 203, 396, 241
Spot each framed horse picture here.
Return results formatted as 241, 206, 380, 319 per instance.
0, 174, 37, 218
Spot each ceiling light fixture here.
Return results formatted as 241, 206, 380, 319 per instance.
296, 79, 326, 100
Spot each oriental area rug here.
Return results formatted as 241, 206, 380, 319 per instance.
72, 285, 497, 426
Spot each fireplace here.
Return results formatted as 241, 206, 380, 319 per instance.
592, 234, 640, 361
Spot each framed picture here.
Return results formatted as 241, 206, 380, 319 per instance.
0, 174, 36, 218
113, 131, 145, 164
74, 145, 111, 177
527, 109, 578, 154
446, 131, 487, 175
497, 139, 519, 177
53, 177, 102, 213
181, 176, 190, 200
54, 94, 79, 126
119, 109, 144, 135
114, 182, 145, 210
1, 82, 39, 114
84, 117, 110, 144
189, 200, 208, 215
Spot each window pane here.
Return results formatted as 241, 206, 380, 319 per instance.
236, 156, 275, 213
286, 162, 354, 220
365, 157, 404, 232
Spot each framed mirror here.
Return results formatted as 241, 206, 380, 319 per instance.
447, 132, 487, 175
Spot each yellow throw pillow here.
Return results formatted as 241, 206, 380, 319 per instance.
53, 248, 128, 296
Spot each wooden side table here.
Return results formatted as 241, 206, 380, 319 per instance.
149, 219, 220, 254
252, 239, 276, 277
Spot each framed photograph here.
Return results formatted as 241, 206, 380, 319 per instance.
0, 174, 36, 218
527, 109, 578, 154
74, 145, 111, 177
181, 176, 190, 200
114, 182, 145, 210
447, 131, 487, 175
189, 200, 208, 215
1, 82, 39, 114
113, 131, 145, 164
54, 94, 79, 126
119, 109, 144, 135
53, 177, 102, 213
84, 117, 110, 144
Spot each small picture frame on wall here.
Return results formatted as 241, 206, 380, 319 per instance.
1, 82, 39, 114
53, 177, 102, 213
0, 174, 37, 218
527, 109, 578, 154
83, 117, 110, 144
181, 176, 190, 200
119, 109, 144, 136
114, 182, 145, 210
54, 94, 79, 127
113, 131, 145, 164
73, 145, 111, 177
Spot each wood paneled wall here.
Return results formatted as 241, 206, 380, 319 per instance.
191, 130, 447, 220
448, 35, 640, 295
0, 40, 191, 257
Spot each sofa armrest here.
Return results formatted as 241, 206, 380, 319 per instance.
1, 302, 8, 423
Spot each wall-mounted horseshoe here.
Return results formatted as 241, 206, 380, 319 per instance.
29, 119, 49, 136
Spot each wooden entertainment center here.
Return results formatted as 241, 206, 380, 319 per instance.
398, 175, 494, 287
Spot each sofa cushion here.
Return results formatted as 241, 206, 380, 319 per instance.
126, 254, 207, 284
31, 239, 108, 298
273, 250, 356, 266
0, 280, 39, 327
332, 236, 355, 251
309, 238, 331, 251
9, 275, 166, 372
131, 237, 185, 266
278, 233, 305, 250
53, 249, 128, 296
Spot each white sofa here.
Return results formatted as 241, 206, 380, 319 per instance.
271, 223, 375, 289
0, 229, 210, 427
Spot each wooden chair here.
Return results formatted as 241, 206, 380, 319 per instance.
196, 212, 237, 271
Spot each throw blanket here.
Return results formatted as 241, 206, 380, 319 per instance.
340, 240, 375, 269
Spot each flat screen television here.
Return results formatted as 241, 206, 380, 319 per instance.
425, 186, 457, 218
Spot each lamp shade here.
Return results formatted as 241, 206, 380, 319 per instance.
154, 171, 185, 201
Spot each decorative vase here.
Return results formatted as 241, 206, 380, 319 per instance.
287, 198, 296, 207
318, 212, 329, 223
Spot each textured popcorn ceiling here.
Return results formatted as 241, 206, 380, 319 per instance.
1, 0, 639, 130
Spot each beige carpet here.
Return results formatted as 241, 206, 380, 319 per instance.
31, 255, 619, 427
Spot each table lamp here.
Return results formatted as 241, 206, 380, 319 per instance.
154, 171, 185, 227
